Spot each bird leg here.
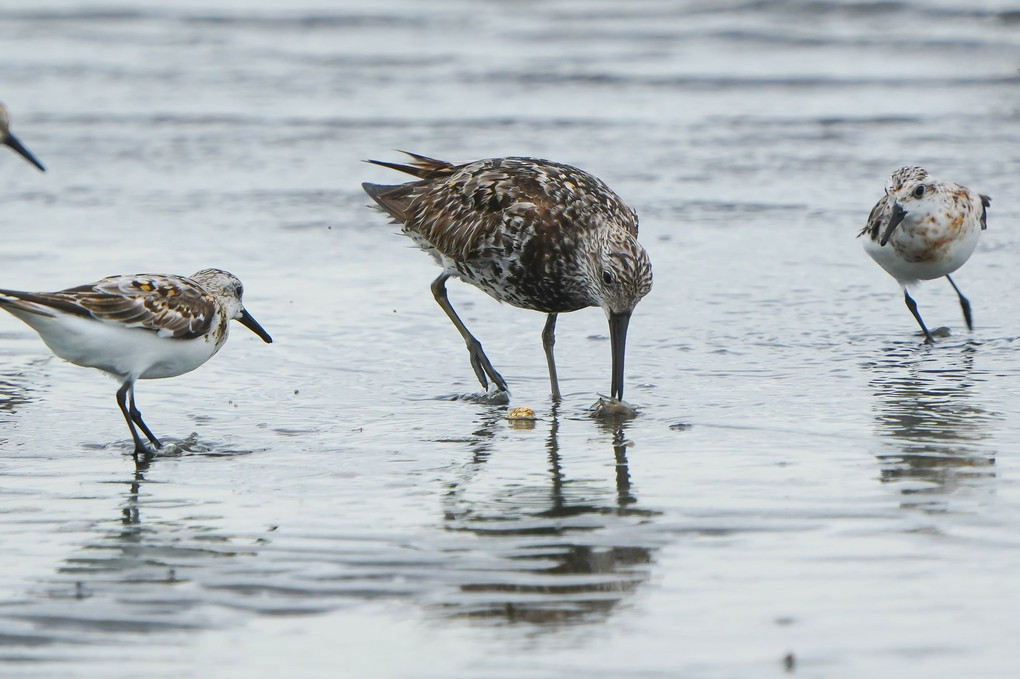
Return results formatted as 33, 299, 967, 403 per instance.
430, 274, 509, 393
946, 275, 973, 331
542, 313, 562, 402
903, 289, 935, 344
128, 387, 162, 448
116, 382, 157, 459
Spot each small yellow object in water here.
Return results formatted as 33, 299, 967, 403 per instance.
506, 406, 537, 421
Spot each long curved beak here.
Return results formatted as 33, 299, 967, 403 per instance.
4, 133, 45, 172
238, 308, 273, 343
609, 310, 632, 401
879, 201, 907, 247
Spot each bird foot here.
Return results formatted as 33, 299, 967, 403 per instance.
439, 386, 510, 405
132, 444, 158, 463
477, 385, 511, 406
920, 326, 952, 343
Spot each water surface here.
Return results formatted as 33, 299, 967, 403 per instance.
2, 1, 1020, 677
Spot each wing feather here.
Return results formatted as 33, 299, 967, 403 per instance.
0, 274, 218, 339
365, 155, 639, 262
859, 193, 892, 241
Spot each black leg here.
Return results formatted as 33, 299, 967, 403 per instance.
128, 386, 161, 448
946, 275, 973, 331
903, 289, 935, 344
542, 313, 561, 401
116, 381, 155, 459
430, 274, 509, 393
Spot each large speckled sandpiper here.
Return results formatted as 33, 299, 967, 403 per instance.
859, 165, 988, 343
363, 152, 652, 402
0, 102, 45, 172
0, 269, 272, 459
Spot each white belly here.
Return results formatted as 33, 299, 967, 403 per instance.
862, 218, 981, 286
11, 311, 223, 380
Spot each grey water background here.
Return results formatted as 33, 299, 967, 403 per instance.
1, 0, 1020, 676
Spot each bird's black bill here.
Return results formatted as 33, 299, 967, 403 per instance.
609, 311, 632, 402
238, 309, 273, 343
879, 202, 907, 247
4, 134, 45, 172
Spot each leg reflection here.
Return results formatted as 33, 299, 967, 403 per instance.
613, 428, 636, 509
438, 404, 660, 623
867, 344, 997, 511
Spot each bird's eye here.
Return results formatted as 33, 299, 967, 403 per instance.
912, 185, 925, 198
602, 270, 615, 286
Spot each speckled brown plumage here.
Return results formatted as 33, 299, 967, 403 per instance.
364, 152, 653, 401
859, 165, 989, 343
859, 166, 989, 246
0, 274, 222, 341
365, 154, 647, 312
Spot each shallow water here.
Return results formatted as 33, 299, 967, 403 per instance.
2, 0, 1020, 676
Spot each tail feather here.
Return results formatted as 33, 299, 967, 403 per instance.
362, 182, 414, 223
364, 151, 456, 180
364, 159, 425, 177
363, 152, 461, 222
0, 292, 57, 319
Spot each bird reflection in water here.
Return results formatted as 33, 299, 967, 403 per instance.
867, 343, 998, 511
0, 365, 37, 423
59, 465, 246, 580
438, 403, 660, 624
46, 462, 259, 634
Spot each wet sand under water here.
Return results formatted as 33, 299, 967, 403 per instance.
2, 1, 1020, 677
